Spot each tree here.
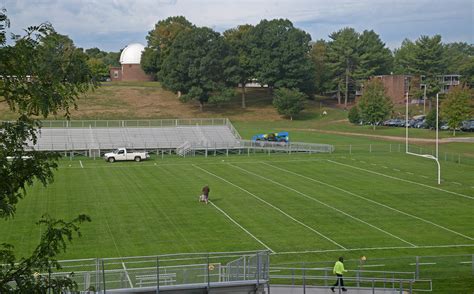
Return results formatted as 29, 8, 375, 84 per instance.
358, 79, 393, 130
249, 19, 315, 95
326, 27, 360, 106
357, 30, 393, 78
443, 42, 474, 87
425, 108, 438, 130
441, 86, 473, 136
142, 16, 194, 79
160, 26, 235, 110
223, 24, 254, 108
393, 39, 416, 74
272, 88, 306, 120
87, 57, 109, 81
0, 10, 94, 292
348, 106, 360, 124
310, 40, 332, 95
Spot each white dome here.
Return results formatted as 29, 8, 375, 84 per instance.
120, 43, 145, 64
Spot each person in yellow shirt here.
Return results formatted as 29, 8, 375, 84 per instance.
331, 256, 347, 292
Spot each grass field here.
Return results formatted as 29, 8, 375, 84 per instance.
1, 151, 473, 292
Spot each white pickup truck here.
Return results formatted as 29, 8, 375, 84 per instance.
104, 148, 150, 163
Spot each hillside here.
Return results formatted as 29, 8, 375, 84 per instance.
1, 81, 472, 157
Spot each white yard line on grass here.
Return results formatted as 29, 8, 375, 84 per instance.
193, 165, 346, 250
209, 201, 275, 253
327, 159, 474, 201
79, 160, 84, 168
460, 261, 472, 264
274, 243, 474, 255
232, 164, 417, 248
264, 162, 474, 241
409, 262, 436, 266
122, 262, 134, 288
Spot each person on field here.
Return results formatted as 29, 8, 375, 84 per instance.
331, 256, 348, 292
199, 185, 210, 204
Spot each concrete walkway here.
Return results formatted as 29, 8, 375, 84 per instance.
269, 285, 406, 294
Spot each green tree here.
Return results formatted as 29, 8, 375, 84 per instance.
348, 106, 360, 124
87, 57, 109, 81
425, 108, 438, 129
160, 26, 235, 110
441, 86, 473, 135
272, 88, 306, 120
0, 10, 94, 292
310, 40, 332, 95
393, 39, 416, 74
326, 27, 360, 106
142, 16, 194, 79
443, 42, 474, 87
223, 24, 255, 108
357, 30, 393, 78
249, 19, 315, 95
358, 79, 393, 130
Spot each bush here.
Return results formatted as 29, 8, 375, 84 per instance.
273, 88, 306, 120
348, 106, 360, 124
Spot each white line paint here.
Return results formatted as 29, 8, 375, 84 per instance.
361, 264, 386, 268
122, 262, 134, 288
265, 162, 474, 241
79, 160, 84, 168
393, 169, 400, 172
360, 161, 366, 164
409, 262, 436, 266
381, 166, 388, 169
233, 164, 417, 247
328, 160, 474, 200
460, 261, 472, 264
406, 172, 414, 175
193, 165, 346, 250
451, 182, 462, 186
371, 163, 377, 166
421, 175, 428, 179
274, 244, 474, 255
209, 201, 274, 253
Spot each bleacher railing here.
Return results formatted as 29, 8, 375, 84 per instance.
46, 251, 269, 292
38, 118, 232, 129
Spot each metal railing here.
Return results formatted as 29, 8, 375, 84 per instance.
269, 266, 432, 293
45, 251, 269, 292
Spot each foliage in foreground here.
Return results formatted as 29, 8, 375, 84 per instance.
0, 215, 91, 293
0, 9, 94, 292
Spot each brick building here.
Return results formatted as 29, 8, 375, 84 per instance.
109, 43, 153, 82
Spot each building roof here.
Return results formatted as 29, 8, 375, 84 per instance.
119, 43, 145, 65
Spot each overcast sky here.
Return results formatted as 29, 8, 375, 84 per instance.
2, 0, 473, 52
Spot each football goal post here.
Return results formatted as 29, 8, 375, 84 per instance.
405, 92, 441, 185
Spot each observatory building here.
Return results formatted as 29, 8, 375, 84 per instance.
109, 43, 153, 82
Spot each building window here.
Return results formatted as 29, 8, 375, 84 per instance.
114, 71, 119, 78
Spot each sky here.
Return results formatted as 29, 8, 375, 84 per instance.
2, 0, 473, 52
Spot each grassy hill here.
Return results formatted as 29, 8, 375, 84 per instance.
0, 81, 472, 157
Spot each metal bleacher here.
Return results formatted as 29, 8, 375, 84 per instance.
28, 118, 335, 156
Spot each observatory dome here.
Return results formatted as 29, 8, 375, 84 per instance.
119, 43, 145, 65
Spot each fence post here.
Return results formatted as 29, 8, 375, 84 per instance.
399, 280, 403, 294
207, 254, 211, 290
372, 279, 375, 294
102, 259, 106, 293
156, 257, 160, 294
303, 262, 306, 294
415, 256, 419, 279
